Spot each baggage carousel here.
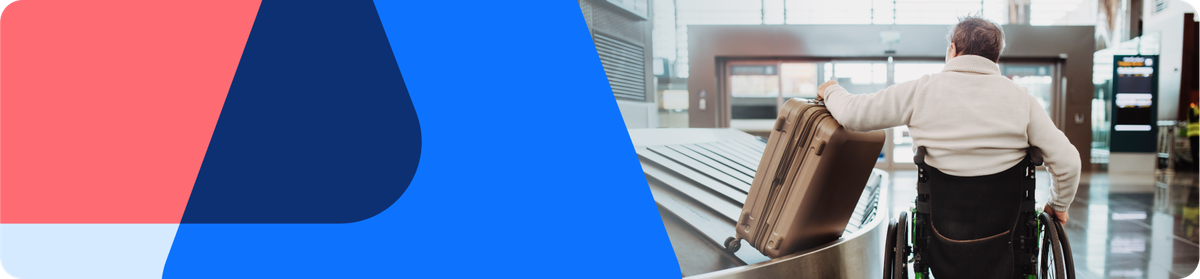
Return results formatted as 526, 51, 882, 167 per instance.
629, 128, 887, 278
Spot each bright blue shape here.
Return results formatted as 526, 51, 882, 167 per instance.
163, 0, 680, 277
178, 0, 420, 223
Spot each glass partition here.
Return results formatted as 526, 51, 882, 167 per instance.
729, 61, 830, 120
729, 64, 780, 119
781, 63, 819, 98
1003, 63, 1056, 116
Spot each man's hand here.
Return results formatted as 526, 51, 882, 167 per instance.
816, 80, 838, 101
1043, 204, 1068, 225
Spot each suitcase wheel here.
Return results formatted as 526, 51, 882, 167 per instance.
724, 236, 741, 253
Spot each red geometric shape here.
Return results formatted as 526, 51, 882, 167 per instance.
1, 0, 261, 223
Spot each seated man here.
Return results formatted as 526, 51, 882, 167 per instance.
816, 16, 1080, 224
818, 15, 1081, 278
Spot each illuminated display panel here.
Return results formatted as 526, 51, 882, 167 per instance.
1110, 55, 1158, 152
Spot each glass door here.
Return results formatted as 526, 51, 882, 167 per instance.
728, 60, 831, 119
725, 59, 890, 164
728, 61, 781, 120
727, 60, 832, 137
1001, 61, 1060, 124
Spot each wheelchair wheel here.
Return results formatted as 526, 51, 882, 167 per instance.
1039, 212, 1074, 279
884, 215, 897, 279
892, 211, 909, 279
1050, 214, 1075, 279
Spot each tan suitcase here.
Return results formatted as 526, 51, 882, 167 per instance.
723, 98, 886, 258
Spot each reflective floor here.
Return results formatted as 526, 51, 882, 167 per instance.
888, 169, 1200, 279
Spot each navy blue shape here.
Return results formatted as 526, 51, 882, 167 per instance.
164, 1, 681, 277
180, 0, 420, 223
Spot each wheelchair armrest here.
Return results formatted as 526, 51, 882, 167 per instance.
1029, 147, 1044, 166
914, 146, 927, 166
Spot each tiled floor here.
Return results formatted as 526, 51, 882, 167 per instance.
887, 169, 1200, 279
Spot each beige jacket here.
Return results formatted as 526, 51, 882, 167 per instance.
822, 55, 1080, 212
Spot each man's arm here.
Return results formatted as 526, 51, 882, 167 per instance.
818, 77, 923, 132
1027, 94, 1081, 216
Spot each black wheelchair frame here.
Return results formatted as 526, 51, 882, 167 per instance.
884, 147, 1074, 279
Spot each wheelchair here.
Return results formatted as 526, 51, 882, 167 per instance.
884, 147, 1074, 279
